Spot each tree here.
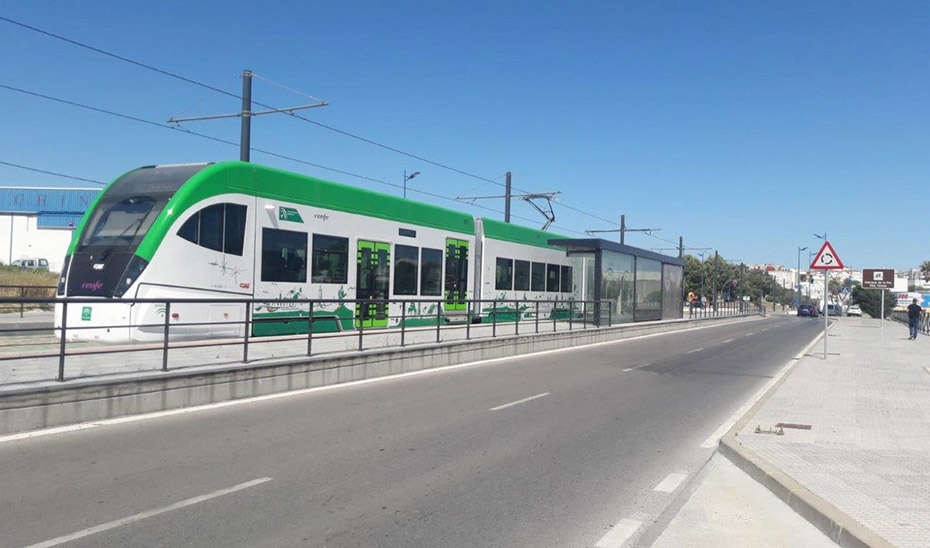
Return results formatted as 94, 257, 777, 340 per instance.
852, 286, 894, 318
921, 260, 930, 282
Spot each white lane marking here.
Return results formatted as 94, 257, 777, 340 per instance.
594, 518, 643, 548
23, 477, 272, 548
490, 392, 550, 411
721, 339, 734, 344
745, 332, 754, 336
699, 329, 825, 449
653, 471, 688, 493
686, 347, 703, 354
1, 317, 763, 444
622, 363, 651, 372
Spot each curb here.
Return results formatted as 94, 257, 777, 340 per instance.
717, 321, 895, 548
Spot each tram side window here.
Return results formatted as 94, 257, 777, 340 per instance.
420, 248, 443, 296
531, 262, 545, 292
261, 228, 307, 283
561, 265, 572, 293
176, 203, 248, 256
496, 258, 514, 290
394, 244, 419, 296
311, 234, 348, 284
546, 264, 560, 292
514, 260, 530, 291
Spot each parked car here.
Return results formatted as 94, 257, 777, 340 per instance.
825, 304, 843, 316
10, 258, 49, 271
846, 304, 862, 317
798, 304, 818, 317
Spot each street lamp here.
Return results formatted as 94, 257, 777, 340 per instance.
797, 246, 808, 307
403, 170, 420, 199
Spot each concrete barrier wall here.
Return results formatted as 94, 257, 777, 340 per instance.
0, 314, 759, 436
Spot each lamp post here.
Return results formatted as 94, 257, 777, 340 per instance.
797, 246, 808, 308
403, 170, 420, 199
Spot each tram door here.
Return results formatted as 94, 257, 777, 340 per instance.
356, 240, 391, 328
445, 238, 469, 311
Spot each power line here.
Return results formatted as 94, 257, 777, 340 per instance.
0, 160, 105, 185
0, 16, 604, 221
0, 83, 588, 235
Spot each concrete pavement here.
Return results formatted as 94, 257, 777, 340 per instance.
0, 315, 819, 547
722, 316, 930, 547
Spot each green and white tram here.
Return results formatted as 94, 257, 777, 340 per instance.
55, 162, 581, 342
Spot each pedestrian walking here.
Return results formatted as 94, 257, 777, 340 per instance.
906, 298, 923, 339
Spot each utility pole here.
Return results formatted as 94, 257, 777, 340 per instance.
678, 236, 684, 259
239, 70, 252, 161
504, 171, 512, 223
168, 69, 328, 163
586, 214, 660, 243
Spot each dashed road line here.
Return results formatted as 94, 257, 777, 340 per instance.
685, 348, 703, 354
23, 477, 273, 548
622, 363, 651, 372
721, 338, 734, 344
594, 518, 643, 548
490, 392, 550, 411
653, 471, 688, 493
745, 332, 754, 336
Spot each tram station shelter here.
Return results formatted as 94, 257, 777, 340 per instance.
548, 238, 685, 324
0, 186, 100, 272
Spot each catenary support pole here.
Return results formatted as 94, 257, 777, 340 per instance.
240, 69, 252, 162
504, 171, 512, 223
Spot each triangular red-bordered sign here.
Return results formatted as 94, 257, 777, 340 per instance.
810, 241, 844, 270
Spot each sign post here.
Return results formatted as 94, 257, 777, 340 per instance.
863, 269, 895, 332
810, 241, 844, 359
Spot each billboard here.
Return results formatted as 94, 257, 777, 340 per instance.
862, 269, 894, 289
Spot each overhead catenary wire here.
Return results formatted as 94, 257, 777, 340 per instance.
0, 160, 105, 185
0, 83, 588, 235
0, 16, 618, 225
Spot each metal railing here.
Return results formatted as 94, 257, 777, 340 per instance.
0, 295, 760, 384
686, 300, 763, 319
0, 284, 57, 317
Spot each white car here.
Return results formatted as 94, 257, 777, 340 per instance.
846, 305, 862, 317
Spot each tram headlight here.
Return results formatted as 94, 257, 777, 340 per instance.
114, 256, 149, 298
57, 255, 71, 296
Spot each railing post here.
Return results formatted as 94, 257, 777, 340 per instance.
569, 301, 573, 331
436, 300, 442, 343
162, 302, 171, 371
492, 299, 497, 337
57, 301, 68, 382
358, 303, 365, 351
582, 301, 588, 329
400, 300, 406, 347
608, 300, 613, 327
535, 301, 540, 333
242, 303, 251, 363
20, 286, 24, 318
466, 301, 471, 340
515, 299, 520, 336
307, 302, 314, 357
553, 301, 557, 332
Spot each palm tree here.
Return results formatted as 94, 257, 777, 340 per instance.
921, 260, 930, 282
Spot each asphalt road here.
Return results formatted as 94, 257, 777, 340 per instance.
0, 314, 823, 548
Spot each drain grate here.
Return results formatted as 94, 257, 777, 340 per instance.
776, 422, 812, 430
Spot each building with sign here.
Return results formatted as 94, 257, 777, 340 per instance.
0, 186, 100, 272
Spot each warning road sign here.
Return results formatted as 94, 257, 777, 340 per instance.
810, 241, 844, 270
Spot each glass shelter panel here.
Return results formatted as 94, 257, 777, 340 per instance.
662, 264, 684, 320
635, 257, 663, 321
600, 251, 634, 323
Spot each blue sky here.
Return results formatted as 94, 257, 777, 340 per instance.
1, 1, 927, 269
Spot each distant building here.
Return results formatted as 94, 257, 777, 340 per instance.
0, 186, 100, 272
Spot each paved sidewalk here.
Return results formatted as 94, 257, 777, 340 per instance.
732, 317, 930, 547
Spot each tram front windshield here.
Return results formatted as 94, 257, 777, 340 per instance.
77, 164, 207, 254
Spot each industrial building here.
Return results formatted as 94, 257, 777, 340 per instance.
0, 186, 100, 272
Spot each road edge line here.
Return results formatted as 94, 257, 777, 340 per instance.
717, 321, 895, 548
